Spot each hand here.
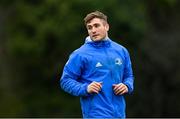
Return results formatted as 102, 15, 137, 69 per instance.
87, 81, 102, 94
113, 83, 128, 95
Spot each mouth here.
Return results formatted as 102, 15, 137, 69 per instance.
92, 34, 99, 38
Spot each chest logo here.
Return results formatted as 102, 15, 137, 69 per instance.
115, 58, 122, 65
96, 62, 103, 67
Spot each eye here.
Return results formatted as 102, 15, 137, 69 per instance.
87, 26, 92, 30
94, 23, 100, 28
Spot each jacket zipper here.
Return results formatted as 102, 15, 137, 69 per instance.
103, 47, 116, 117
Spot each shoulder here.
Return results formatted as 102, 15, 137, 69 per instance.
110, 40, 129, 54
69, 44, 89, 60
71, 44, 88, 54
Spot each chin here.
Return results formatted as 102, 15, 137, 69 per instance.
94, 39, 102, 41
92, 37, 103, 41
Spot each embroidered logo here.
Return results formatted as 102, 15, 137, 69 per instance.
96, 62, 103, 67
115, 58, 122, 65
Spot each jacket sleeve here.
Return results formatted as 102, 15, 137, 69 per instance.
122, 49, 134, 94
60, 52, 89, 97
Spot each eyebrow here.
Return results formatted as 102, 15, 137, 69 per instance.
87, 22, 100, 26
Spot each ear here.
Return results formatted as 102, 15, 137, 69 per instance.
105, 23, 109, 31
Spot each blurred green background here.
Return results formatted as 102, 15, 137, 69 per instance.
0, 0, 180, 118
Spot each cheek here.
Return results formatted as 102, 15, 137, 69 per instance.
100, 29, 106, 35
98, 28, 104, 33
87, 30, 92, 34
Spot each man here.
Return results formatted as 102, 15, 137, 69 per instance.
60, 11, 134, 118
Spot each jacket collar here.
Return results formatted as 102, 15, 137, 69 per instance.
85, 36, 111, 48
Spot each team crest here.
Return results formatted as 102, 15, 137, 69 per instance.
115, 58, 122, 65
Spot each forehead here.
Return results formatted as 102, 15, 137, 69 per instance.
86, 18, 104, 26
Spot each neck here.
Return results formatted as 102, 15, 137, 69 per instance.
92, 36, 109, 42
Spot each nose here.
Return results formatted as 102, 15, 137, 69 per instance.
91, 27, 96, 34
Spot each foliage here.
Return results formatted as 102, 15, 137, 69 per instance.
0, 0, 180, 117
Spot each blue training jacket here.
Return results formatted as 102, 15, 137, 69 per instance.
60, 37, 134, 118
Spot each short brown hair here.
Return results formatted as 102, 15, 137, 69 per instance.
84, 11, 108, 25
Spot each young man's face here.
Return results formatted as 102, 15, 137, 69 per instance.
86, 18, 109, 41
